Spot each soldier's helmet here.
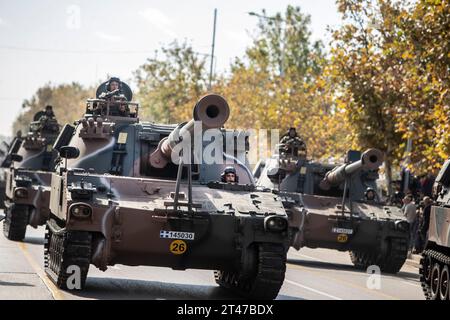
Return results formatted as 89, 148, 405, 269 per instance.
33, 105, 55, 122
106, 77, 122, 92
288, 127, 297, 137
96, 77, 133, 101
221, 166, 239, 183
365, 187, 377, 201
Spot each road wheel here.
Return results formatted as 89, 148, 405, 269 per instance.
3, 204, 29, 241
419, 252, 433, 300
439, 265, 449, 301
44, 222, 92, 290
215, 243, 286, 300
430, 262, 441, 300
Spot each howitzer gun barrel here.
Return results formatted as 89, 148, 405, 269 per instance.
319, 149, 384, 190
149, 94, 230, 168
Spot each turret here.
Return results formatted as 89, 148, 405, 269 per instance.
149, 94, 230, 168
319, 149, 384, 190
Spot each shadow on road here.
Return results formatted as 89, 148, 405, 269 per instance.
62, 277, 300, 300
0, 280, 35, 287
287, 258, 420, 280
288, 258, 358, 272
23, 236, 45, 246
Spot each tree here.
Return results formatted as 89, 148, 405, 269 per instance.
13, 82, 94, 135
213, 5, 350, 160
331, 0, 450, 188
396, 0, 450, 173
330, 0, 414, 192
247, 5, 324, 81
134, 40, 209, 123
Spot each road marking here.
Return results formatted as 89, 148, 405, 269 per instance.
287, 262, 399, 300
285, 279, 343, 300
17, 242, 65, 300
291, 252, 422, 291
290, 251, 326, 262
401, 281, 421, 288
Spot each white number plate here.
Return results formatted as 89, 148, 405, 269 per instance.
332, 227, 353, 235
160, 230, 195, 240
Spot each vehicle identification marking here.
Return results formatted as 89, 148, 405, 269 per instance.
170, 240, 187, 255
332, 227, 353, 235
337, 234, 348, 243
117, 132, 128, 144
160, 230, 195, 240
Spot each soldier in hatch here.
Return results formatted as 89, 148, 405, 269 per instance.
97, 77, 130, 116
279, 127, 307, 159
221, 167, 238, 183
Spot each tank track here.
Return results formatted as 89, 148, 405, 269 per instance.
349, 237, 408, 273
44, 221, 92, 290
419, 249, 450, 300
3, 204, 29, 241
214, 243, 287, 300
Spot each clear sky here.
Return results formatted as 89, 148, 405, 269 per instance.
0, 0, 340, 136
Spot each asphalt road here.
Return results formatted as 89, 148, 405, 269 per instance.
0, 224, 425, 300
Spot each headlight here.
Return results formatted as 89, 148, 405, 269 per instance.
14, 188, 29, 199
69, 203, 93, 219
264, 216, 288, 233
395, 220, 409, 232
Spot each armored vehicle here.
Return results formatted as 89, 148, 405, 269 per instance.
254, 132, 410, 273
44, 83, 294, 299
419, 160, 450, 300
0, 141, 7, 211
2, 107, 60, 240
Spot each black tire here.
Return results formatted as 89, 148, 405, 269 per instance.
3, 204, 29, 241
215, 243, 287, 300
430, 262, 441, 300
44, 222, 92, 290
349, 238, 408, 274
379, 237, 408, 273
439, 265, 449, 301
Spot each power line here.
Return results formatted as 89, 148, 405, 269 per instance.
0, 45, 213, 58
0, 45, 154, 54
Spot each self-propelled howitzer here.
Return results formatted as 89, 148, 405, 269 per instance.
254, 142, 409, 273
2, 109, 60, 241
45, 88, 293, 300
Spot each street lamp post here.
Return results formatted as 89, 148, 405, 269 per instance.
248, 11, 285, 77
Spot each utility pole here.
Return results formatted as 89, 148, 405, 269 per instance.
208, 8, 217, 91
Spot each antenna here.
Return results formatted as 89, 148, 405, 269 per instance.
173, 151, 184, 211
208, 8, 217, 90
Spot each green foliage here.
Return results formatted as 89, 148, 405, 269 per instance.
212, 5, 348, 160
13, 82, 94, 135
332, 0, 450, 175
134, 40, 208, 123
247, 5, 324, 81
